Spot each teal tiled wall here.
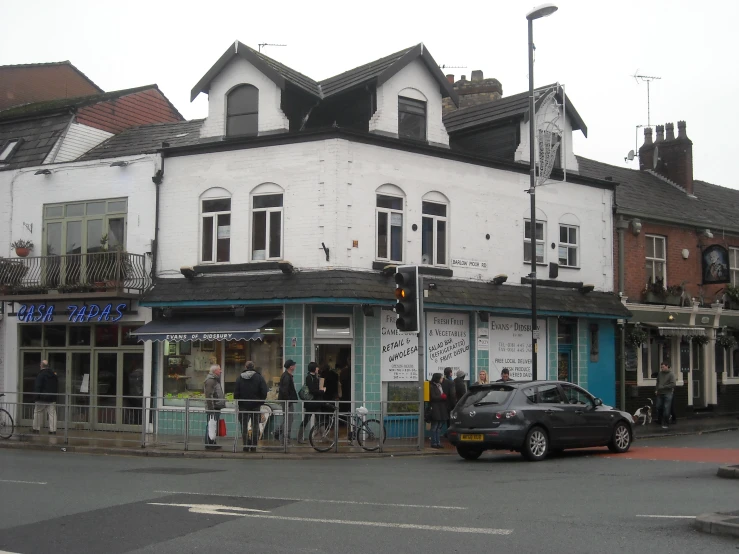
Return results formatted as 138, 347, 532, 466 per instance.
548, 317, 558, 380
577, 320, 588, 387
476, 315, 489, 381
364, 308, 382, 404
353, 307, 365, 402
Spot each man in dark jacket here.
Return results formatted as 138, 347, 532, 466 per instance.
33, 360, 59, 434
300, 362, 326, 442
454, 370, 467, 404
275, 359, 298, 444
234, 361, 269, 452
441, 367, 457, 435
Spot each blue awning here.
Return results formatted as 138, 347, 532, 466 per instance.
132, 315, 275, 342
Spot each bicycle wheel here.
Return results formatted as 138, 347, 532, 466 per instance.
0, 408, 14, 439
309, 417, 336, 452
357, 418, 385, 452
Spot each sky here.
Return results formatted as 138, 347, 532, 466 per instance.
2, 0, 736, 188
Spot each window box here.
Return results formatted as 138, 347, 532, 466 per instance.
643, 291, 664, 304
665, 294, 682, 306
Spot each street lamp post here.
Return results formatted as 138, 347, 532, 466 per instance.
526, 3, 557, 381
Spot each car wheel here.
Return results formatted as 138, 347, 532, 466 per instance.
608, 421, 632, 453
522, 426, 549, 461
456, 446, 483, 461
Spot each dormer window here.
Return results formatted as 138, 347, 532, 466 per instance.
226, 85, 258, 136
0, 139, 21, 162
398, 97, 426, 141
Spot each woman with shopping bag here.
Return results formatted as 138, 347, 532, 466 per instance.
204, 365, 226, 449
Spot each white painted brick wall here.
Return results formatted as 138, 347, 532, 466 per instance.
370, 59, 450, 147
200, 57, 289, 138
160, 138, 613, 290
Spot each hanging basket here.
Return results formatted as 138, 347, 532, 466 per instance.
627, 326, 648, 348
691, 335, 710, 346
717, 334, 738, 350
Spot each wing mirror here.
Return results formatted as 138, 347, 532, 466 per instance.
594, 398, 603, 407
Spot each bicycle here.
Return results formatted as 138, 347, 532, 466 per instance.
309, 405, 385, 452
0, 394, 15, 439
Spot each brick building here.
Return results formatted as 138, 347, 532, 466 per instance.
578, 122, 739, 417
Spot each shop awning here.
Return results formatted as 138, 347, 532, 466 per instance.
132, 315, 275, 342
655, 325, 706, 337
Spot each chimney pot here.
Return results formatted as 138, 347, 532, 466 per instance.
460, 75, 467, 81
643, 127, 653, 145
677, 120, 689, 140
471, 70, 483, 82
446, 73, 454, 84
665, 122, 675, 141
655, 125, 665, 143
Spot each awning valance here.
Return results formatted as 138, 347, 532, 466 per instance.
133, 315, 275, 342
656, 325, 706, 338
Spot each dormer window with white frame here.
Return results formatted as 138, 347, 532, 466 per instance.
226, 84, 258, 137
398, 96, 426, 141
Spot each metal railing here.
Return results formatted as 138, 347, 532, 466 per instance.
0, 251, 150, 295
0, 393, 426, 453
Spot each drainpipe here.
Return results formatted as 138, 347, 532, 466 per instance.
616, 216, 629, 411
151, 153, 165, 279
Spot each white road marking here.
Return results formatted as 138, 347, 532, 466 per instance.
636, 515, 696, 519
154, 490, 466, 510
0, 479, 47, 485
148, 503, 270, 516
0, 550, 23, 554
150, 503, 510, 535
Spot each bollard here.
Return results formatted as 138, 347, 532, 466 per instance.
64, 393, 70, 445
184, 398, 190, 451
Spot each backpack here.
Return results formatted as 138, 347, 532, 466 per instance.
298, 385, 313, 401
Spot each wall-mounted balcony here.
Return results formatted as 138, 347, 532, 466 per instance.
0, 251, 151, 301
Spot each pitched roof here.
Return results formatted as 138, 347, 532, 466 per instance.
191, 42, 459, 105
80, 119, 204, 160
318, 43, 458, 105
191, 41, 321, 101
141, 269, 630, 318
0, 60, 102, 92
0, 112, 72, 170
443, 84, 587, 137
576, 156, 739, 232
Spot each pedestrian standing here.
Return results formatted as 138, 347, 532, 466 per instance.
300, 361, 325, 442
276, 359, 298, 443
32, 360, 58, 435
454, 370, 467, 403
474, 370, 489, 386
441, 367, 457, 435
497, 368, 514, 382
233, 361, 268, 452
204, 365, 226, 449
655, 362, 676, 429
428, 373, 448, 449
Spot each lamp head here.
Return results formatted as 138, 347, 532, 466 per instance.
526, 3, 558, 20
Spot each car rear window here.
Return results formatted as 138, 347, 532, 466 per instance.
459, 386, 514, 408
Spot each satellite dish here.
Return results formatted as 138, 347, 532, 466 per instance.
626, 150, 635, 161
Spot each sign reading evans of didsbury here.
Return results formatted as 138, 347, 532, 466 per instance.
426, 312, 470, 380
488, 317, 547, 380
381, 310, 419, 381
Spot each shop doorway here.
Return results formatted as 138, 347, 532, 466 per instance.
558, 347, 573, 382
315, 344, 352, 407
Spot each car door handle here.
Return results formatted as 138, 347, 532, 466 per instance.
575, 410, 583, 415
544, 409, 554, 415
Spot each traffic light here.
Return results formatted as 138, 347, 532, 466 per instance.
394, 265, 419, 333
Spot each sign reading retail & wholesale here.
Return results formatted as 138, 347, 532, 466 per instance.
488, 317, 547, 380
15, 302, 128, 323
425, 312, 470, 379
381, 309, 418, 381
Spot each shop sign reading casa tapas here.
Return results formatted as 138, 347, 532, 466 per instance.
15, 302, 128, 323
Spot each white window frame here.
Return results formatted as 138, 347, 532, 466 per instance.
376, 194, 404, 263
722, 345, 739, 383
251, 193, 283, 261
730, 247, 739, 286
313, 314, 354, 339
558, 224, 579, 268
645, 234, 667, 284
421, 200, 448, 267
200, 197, 231, 264
523, 219, 546, 265
0, 139, 20, 162
635, 334, 683, 386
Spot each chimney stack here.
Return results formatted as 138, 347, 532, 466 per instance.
471, 70, 483, 82
442, 69, 503, 115
655, 125, 665, 142
665, 122, 675, 141
655, 121, 694, 194
638, 127, 654, 171
446, 74, 454, 84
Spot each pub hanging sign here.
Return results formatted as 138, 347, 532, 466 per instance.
15, 302, 129, 323
702, 245, 730, 285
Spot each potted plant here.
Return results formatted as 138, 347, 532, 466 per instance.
664, 284, 684, 306
691, 335, 710, 347
643, 277, 666, 304
725, 284, 739, 310
10, 239, 33, 258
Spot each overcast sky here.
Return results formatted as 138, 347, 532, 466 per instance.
2, 0, 735, 188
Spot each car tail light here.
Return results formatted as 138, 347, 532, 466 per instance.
495, 410, 517, 420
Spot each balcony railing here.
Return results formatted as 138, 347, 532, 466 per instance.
0, 251, 151, 297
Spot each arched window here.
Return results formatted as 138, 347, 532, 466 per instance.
251, 183, 284, 261
226, 85, 258, 136
421, 192, 449, 266
200, 188, 231, 263
376, 184, 405, 263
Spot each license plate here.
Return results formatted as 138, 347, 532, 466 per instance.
460, 434, 484, 441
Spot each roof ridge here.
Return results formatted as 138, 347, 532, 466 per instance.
249, 45, 320, 87
318, 45, 416, 84
443, 84, 557, 120
645, 169, 695, 197
0, 60, 71, 69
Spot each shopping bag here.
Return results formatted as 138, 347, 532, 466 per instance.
207, 417, 217, 441
218, 418, 227, 437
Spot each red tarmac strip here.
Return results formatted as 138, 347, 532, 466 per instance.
601, 446, 739, 464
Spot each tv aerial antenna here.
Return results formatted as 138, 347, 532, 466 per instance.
439, 64, 467, 70
258, 43, 286, 53
633, 71, 661, 127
